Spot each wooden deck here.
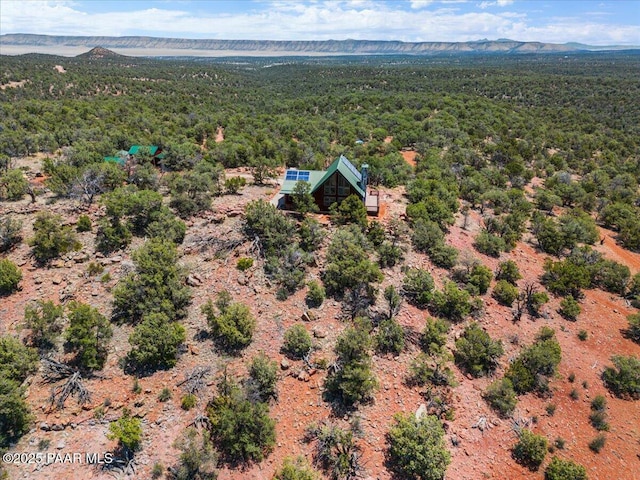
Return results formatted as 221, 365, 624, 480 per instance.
366, 189, 379, 216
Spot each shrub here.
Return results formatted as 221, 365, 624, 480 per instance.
0, 217, 23, 252
324, 326, 377, 406
377, 240, 404, 268
602, 355, 640, 399
386, 413, 451, 480
266, 246, 310, 299
495, 260, 522, 284
172, 427, 219, 480
322, 227, 382, 298
431, 281, 472, 321
112, 239, 191, 323
403, 268, 435, 308
578, 330, 588, 341
236, 257, 253, 271
421, 318, 449, 354
305, 280, 325, 308
23, 300, 64, 350
570, 388, 579, 400
492, 280, 519, 307
86, 261, 104, 276
158, 388, 172, 402
246, 353, 278, 402
376, 319, 405, 355
544, 457, 587, 480
203, 292, 256, 353
0, 169, 28, 201
129, 163, 159, 191
409, 352, 455, 387
306, 423, 360, 480
283, 324, 313, 360
144, 207, 187, 245
483, 378, 517, 417
626, 313, 640, 343
76, 214, 92, 232
411, 219, 445, 253
330, 194, 367, 229
454, 323, 503, 377
593, 259, 630, 295
107, 409, 142, 453
589, 410, 609, 431
290, 180, 318, 215
505, 328, 561, 394
96, 217, 132, 253
588, 434, 606, 453
546, 403, 556, 416
169, 170, 216, 218
274, 456, 318, 480
245, 200, 297, 256
207, 377, 276, 464
553, 438, 566, 450
181, 394, 197, 411
467, 264, 493, 295
0, 336, 39, 382
151, 462, 164, 479
527, 290, 550, 316
474, 230, 506, 257
541, 257, 591, 299
64, 302, 112, 370
299, 217, 325, 252
127, 313, 186, 371
225, 176, 247, 195
0, 259, 21, 295
29, 211, 81, 263
559, 297, 581, 321
429, 243, 459, 269
0, 377, 33, 450
513, 429, 547, 471
591, 395, 607, 411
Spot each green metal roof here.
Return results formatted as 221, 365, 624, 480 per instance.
128, 145, 159, 156
279, 170, 325, 194
311, 155, 365, 198
104, 156, 125, 165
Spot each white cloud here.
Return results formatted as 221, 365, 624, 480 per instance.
0, 0, 637, 45
410, 0, 434, 9
479, 0, 513, 8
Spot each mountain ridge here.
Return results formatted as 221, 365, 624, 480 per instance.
0, 33, 616, 57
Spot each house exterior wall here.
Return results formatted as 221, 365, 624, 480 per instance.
313, 172, 360, 211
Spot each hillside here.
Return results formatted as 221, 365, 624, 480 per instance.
1, 53, 639, 480
76, 47, 127, 60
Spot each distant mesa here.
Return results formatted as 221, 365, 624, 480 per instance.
76, 46, 126, 59
1, 34, 637, 57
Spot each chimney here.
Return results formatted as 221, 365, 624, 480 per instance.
361, 164, 369, 202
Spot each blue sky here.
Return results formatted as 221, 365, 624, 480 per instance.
1, 1, 638, 45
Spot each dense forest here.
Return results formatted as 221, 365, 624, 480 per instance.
1, 50, 639, 480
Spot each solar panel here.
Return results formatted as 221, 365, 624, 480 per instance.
285, 170, 311, 182
341, 156, 362, 181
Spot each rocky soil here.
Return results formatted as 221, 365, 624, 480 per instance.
1, 156, 639, 480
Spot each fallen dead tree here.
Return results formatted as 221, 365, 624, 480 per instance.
42, 358, 91, 410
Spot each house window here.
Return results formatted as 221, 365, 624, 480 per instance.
324, 175, 336, 196
337, 175, 350, 197
324, 197, 335, 207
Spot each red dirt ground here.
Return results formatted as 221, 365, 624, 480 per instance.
400, 150, 417, 168
2, 160, 639, 480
